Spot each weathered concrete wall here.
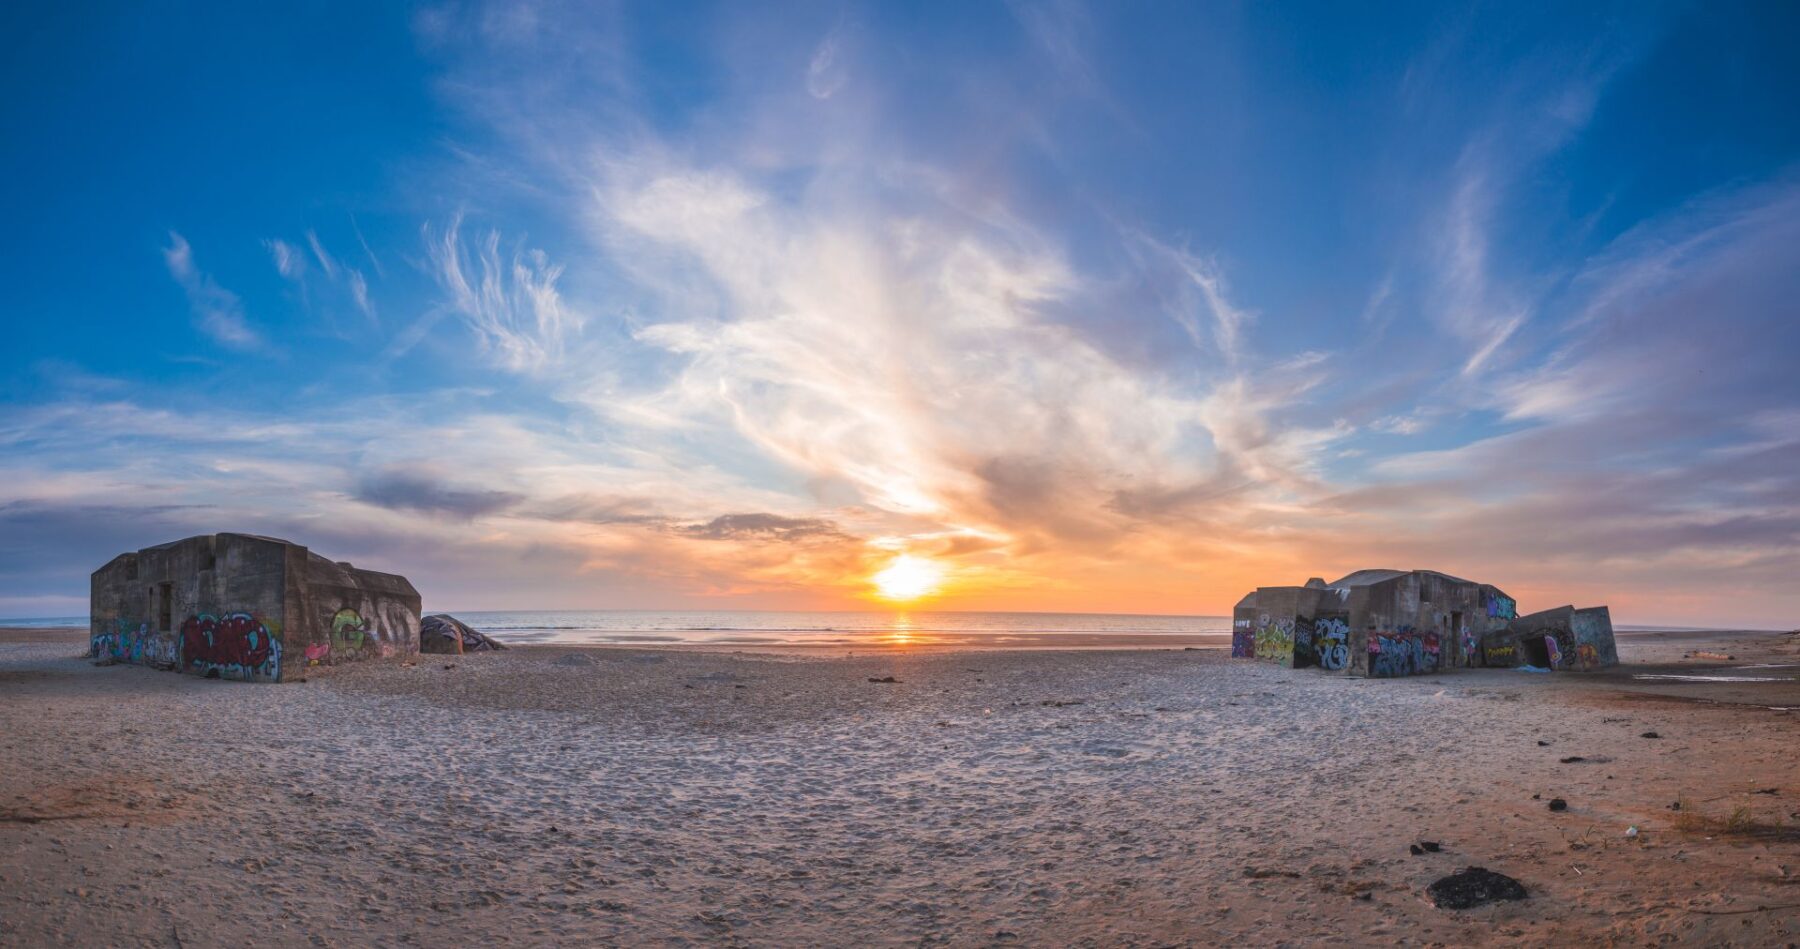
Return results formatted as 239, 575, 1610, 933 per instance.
1230, 568, 1612, 678
91, 533, 421, 682
1344, 572, 1496, 677
1500, 605, 1618, 671
1234, 585, 1351, 668
1229, 570, 1520, 678
90, 534, 289, 682
1231, 596, 1258, 659
285, 550, 421, 671
1571, 607, 1618, 668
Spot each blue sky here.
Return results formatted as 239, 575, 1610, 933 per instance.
3, 1, 1798, 625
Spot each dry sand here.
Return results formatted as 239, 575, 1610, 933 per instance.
2, 627, 1798, 947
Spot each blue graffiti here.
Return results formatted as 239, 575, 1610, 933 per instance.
91, 620, 179, 669
1313, 617, 1349, 671
1368, 630, 1441, 677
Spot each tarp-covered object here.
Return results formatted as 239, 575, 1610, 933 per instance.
420, 613, 507, 654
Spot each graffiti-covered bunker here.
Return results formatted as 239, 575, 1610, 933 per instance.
90, 533, 422, 682
1231, 569, 1617, 677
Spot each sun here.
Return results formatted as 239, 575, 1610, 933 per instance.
870, 554, 945, 602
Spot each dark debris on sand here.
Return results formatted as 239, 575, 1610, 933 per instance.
1427, 867, 1528, 909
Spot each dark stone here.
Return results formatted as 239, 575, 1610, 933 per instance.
420, 614, 507, 654
1421, 841, 1442, 852
1536, 740, 1550, 746
868, 676, 901, 683
1548, 798, 1568, 811
1427, 867, 1528, 909
1410, 844, 1424, 855
1559, 756, 1586, 763
1640, 731, 1661, 739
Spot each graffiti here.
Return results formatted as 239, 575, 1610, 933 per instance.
91, 620, 179, 669
181, 612, 281, 681
1484, 642, 1517, 666
1544, 635, 1564, 669
304, 642, 331, 665
1570, 609, 1618, 667
319, 603, 411, 661
1254, 618, 1295, 664
1291, 618, 1316, 668
1369, 630, 1441, 677
1460, 627, 1477, 666
1231, 616, 1255, 657
331, 608, 371, 659
1486, 593, 1517, 620
1231, 629, 1255, 658
1312, 617, 1349, 671
1574, 643, 1600, 670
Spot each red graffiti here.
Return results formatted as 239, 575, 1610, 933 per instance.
181, 612, 278, 676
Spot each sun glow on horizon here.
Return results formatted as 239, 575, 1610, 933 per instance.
870, 554, 945, 602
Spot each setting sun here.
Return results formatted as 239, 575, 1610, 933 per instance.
870, 554, 945, 602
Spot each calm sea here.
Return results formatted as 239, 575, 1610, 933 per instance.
449, 610, 1235, 648
0, 609, 1233, 647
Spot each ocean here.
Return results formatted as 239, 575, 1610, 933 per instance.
452, 610, 1237, 647
0, 609, 1234, 647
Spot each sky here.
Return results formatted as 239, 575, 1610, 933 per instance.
2, 1, 1798, 627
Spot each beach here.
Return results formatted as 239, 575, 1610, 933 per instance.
2, 628, 1797, 947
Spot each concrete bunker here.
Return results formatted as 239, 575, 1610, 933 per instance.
1232, 569, 1616, 676
90, 533, 421, 682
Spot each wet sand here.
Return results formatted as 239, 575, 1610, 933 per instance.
2, 626, 1797, 946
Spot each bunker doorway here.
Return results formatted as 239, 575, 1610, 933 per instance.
1520, 633, 1552, 667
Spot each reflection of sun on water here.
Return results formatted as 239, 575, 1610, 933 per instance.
871, 554, 944, 602
885, 613, 915, 646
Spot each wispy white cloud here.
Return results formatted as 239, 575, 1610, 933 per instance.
265, 238, 306, 280
424, 215, 584, 372
805, 25, 847, 100
347, 269, 375, 321
162, 232, 264, 351
306, 228, 340, 281
268, 230, 377, 325
24, 3, 1790, 626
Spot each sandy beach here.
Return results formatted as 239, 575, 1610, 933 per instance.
3, 628, 1798, 947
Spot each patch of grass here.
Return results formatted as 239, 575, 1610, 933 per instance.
1671, 791, 1800, 841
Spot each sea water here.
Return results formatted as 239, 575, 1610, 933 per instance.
445, 609, 1236, 647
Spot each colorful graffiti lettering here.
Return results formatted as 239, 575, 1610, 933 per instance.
1460, 627, 1477, 666
331, 607, 369, 657
1231, 629, 1255, 658
304, 642, 331, 665
1369, 630, 1441, 677
1484, 642, 1517, 666
1544, 635, 1564, 669
1486, 593, 1517, 620
91, 620, 179, 669
1313, 617, 1349, 671
181, 612, 281, 681
1254, 618, 1295, 664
